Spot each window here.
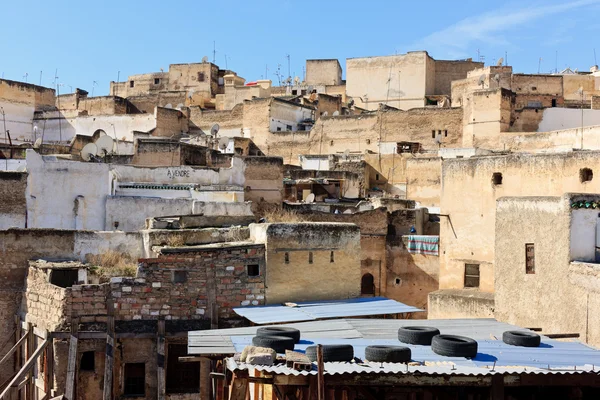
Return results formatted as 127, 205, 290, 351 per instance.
552, 98, 557, 107
395, 277, 402, 285
173, 271, 187, 283
50, 269, 79, 288
431, 130, 436, 139
166, 344, 200, 394
198, 72, 205, 82
247, 264, 259, 276
330, 251, 334, 263
464, 264, 480, 288
492, 172, 503, 186
366, 139, 371, 145
286, 125, 293, 131
330, 140, 334, 146
525, 243, 535, 274
580, 168, 593, 183
154, 78, 160, 85
444, 130, 448, 137
531, 86, 537, 91
361, 273, 375, 295
284, 252, 290, 264
308, 252, 313, 264
376, 174, 380, 181
124, 363, 145, 397
277, 127, 282, 132
80, 351, 95, 372
292, 90, 298, 95
129, 81, 134, 88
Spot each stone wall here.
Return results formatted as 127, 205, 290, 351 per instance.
0, 171, 27, 229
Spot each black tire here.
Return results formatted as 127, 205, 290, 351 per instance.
256, 327, 301, 343
251, 335, 295, 353
502, 331, 541, 347
431, 335, 478, 358
305, 345, 354, 362
365, 345, 411, 363
398, 326, 440, 345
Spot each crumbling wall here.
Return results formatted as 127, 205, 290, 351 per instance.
0, 172, 27, 229
242, 157, 283, 214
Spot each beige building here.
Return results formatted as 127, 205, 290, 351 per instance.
494, 193, 600, 347
346, 51, 482, 110
430, 151, 600, 319
305, 59, 343, 86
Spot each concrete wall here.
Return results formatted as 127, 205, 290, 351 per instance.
243, 157, 283, 214
251, 223, 361, 303
439, 151, 600, 298
269, 100, 314, 132
306, 60, 343, 86
537, 108, 600, 132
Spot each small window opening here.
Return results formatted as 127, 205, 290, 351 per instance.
525, 243, 535, 274
330, 140, 334, 146
366, 139, 371, 145
198, 72, 205, 82
308, 252, 313, 264
552, 98, 557, 107
580, 168, 593, 183
124, 363, 145, 397
129, 81, 134, 88
395, 277, 401, 285
531, 86, 537, 91
154, 78, 160, 85
492, 172, 503, 186
330, 251, 334, 263
464, 264, 480, 288
80, 351, 95, 371
286, 124, 293, 131
247, 264, 259, 276
277, 127, 282, 132
444, 130, 448, 137
173, 271, 187, 283
376, 174, 380, 181
292, 90, 298, 95
431, 130, 436, 138
284, 252, 290, 264
166, 344, 200, 394
50, 269, 79, 288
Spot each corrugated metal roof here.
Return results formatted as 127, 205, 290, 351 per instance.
232, 297, 423, 324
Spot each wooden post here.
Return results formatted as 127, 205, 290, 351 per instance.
229, 372, 248, 400
103, 306, 115, 400
491, 375, 504, 400
64, 319, 79, 400
14, 316, 21, 379
45, 337, 54, 396
316, 345, 324, 400
157, 319, 166, 400
26, 322, 35, 400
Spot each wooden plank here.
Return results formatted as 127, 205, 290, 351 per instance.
316, 345, 324, 400
64, 320, 78, 400
0, 332, 28, 366
229, 374, 248, 400
26, 322, 35, 400
157, 319, 166, 400
102, 312, 115, 400
0, 339, 48, 397
45, 338, 54, 396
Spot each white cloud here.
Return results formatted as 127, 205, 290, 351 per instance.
408, 0, 600, 58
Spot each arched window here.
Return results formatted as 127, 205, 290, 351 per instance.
361, 273, 375, 295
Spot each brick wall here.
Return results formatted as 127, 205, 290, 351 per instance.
0, 172, 27, 229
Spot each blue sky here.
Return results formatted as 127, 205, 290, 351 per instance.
1, 0, 599, 95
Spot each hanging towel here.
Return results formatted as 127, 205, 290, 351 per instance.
405, 235, 439, 256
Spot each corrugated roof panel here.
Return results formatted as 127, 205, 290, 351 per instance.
232, 297, 423, 324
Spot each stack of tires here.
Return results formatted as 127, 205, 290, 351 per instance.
251, 327, 300, 354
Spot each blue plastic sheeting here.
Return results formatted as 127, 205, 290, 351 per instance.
230, 336, 600, 369
232, 297, 423, 324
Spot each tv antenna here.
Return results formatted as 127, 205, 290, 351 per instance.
538, 58, 543, 74
213, 41, 216, 64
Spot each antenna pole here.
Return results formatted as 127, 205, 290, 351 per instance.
595, 48, 598, 66
116, 71, 120, 97
538, 58, 542, 74
555, 51, 558, 73
213, 41, 216, 64
505, 51, 507, 66
39, 71, 42, 86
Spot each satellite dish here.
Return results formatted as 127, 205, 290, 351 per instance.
202, 56, 209, 63
305, 193, 315, 203
332, 111, 340, 116
81, 143, 98, 161
164, 103, 172, 109
176, 103, 185, 109
434, 136, 441, 144
96, 135, 115, 155
33, 138, 43, 149
211, 124, 220, 136
478, 75, 486, 87
218, 136, 230, 150
188, 88, 195, 99
497, 57, 504, 66
16, 165, 26, 172
322, 111, 328, 117
493, 74, 500, 83
343, 149, 350, 159
294, 76, 300, 85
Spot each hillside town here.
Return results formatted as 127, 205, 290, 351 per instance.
1, 49, 600, 399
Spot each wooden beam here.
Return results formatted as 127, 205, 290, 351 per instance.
26, 322, 35, 400
0, 339, 48, 398
0, 332, 28, 366
45, 338, 54, 396
316, 345, 324, 400
102, 309, 115, 400
157, 319, 166, 400
273, 375, 310, 386
64, 320, 78, 400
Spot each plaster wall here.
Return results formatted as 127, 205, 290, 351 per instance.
306, 60, 343, 86
0, 172, 27, 229
406, 158, 441, 207
536, 108, 600, 132
439, 152, 600, 296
